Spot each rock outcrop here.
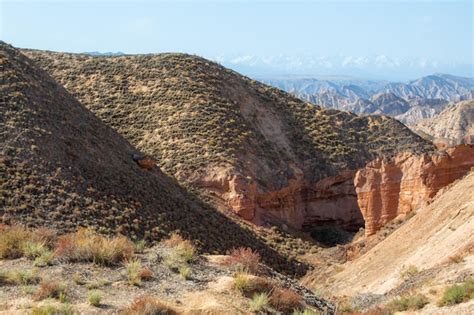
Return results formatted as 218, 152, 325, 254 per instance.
255, 169, 363, 231
355, 144, 474, 235
197, 167, 364, 232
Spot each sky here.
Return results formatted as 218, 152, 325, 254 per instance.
1, 0, 473, 79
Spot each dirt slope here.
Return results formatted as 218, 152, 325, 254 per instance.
304, 171, 474, 299
0, 42, 311, 274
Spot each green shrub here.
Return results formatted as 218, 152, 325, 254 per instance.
162, 233, 196, 264
23, 241, 48, 259
134, 240, 146, 254
400, 265, 419, 280
31, 304, 73, 315
233, 272, 252, 293
438, 279, 474, 306
88, 290, 103, 306
126, 259, 142, 286
249, 292, 269, 312
179, 265, 191, 280
34, 250, 54, 267
386, 294, 428, 312
11, 269, 40, 285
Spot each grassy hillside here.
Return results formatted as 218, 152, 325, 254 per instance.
0, 42, 311, 274
24, 49, 433, 192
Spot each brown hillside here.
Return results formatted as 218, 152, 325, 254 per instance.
0, 42, 309, 274
23, 49, 434, 228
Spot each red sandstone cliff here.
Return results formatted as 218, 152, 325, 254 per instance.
355, 144, 474, 235
194, 166, 364, 232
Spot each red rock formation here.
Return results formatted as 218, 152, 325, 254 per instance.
255, 169, 363, 231
355, 144, 474, 235
136, 157, 156, 170
195, 166, 364, 231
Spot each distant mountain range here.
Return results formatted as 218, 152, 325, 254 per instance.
259, 73, 474, 125
215, 54, 473, 80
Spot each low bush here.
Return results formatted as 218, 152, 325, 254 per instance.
386, 294, 428, 312
0, 226, 57, 260
438, 279, 474, 306
23, 241, 48, 259
400, 265, 419, 280
269, 287, 302, 313
31, 304, 73, 315
162, 233, 196, 271
138, 266, 154, 281
34, 250, 54, 267
225, 247, 261, 274
34, 280, 67, 301
123, 295, 177, 315
0, 225, 31, 258
233, 272, 275, 298
0, 269, 40, 285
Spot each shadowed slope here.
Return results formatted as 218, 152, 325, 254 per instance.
0, 42, 308, 274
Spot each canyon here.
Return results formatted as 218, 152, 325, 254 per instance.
355, 144, 474, 235
203, 144, 474, 237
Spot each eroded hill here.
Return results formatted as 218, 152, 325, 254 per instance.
0, 42, 313, 274
413, 100, 474, 146
23, 49, 434, 232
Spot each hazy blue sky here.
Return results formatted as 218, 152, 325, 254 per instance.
1, 0, 472, 78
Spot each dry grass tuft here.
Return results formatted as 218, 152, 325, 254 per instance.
138, 266, 154, 281
448, 254, 465, 264
123, 295, 177, 315
269, 287, 302, 313
54, 228, 133, 265
162, 233, 196, 270
225, 247, 261, 274
0, 225, 32, 258
0, 225, 58, 260
34, 280, 67, 301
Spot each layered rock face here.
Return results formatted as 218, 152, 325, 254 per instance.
355, 144, 474, 235
255, 169, 363, 231
197, 167, 364, 232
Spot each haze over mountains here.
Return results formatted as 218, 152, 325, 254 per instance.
261, 73, 474, 125
215, 54, 473, 80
